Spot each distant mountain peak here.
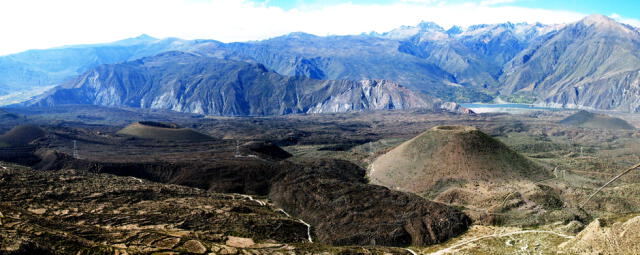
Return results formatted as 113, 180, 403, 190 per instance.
285, 32, 318, 39
110, 34, 158, 46
498, 22, 515, 29
135, 34, 156, 40
575, 14, 638, 36
580, 14, 618, 26
446, 25, 463, 35
417, 21, 444, 31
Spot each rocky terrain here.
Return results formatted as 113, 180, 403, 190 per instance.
0, 163, 422, 255
26, 52, 447, 116
269, 159, 471, 247
559, 214, 640, 254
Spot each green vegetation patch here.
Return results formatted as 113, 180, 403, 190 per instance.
425, 86, 495, 103
496, 93, 539, 104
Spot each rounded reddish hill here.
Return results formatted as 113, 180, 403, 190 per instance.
117, 121, 214, 141
369, 125, 549, 194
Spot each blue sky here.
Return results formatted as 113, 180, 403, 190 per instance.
0, 0, 638, 56
258, 0, 640, 20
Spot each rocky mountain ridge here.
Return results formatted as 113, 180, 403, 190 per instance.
26, 52, 449, 116
501, 14, 640, 112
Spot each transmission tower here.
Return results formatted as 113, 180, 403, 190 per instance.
73, 140, 79, 159
235, 140, 240, 157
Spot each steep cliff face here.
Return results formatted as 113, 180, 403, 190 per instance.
27, 52, 442, 116
541, 70, 640, 112
501, 15, 640, 111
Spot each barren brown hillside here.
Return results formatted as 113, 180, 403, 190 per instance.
117, 121, 214, 141
369, 125, 550, 194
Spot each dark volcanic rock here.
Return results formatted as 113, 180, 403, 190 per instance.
22, 147, 472, 247
1, 124, 471, 248
239, 141, 293, 161
269, 159, 472, 247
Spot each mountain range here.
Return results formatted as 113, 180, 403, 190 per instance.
3, 14, 640, 114
27, 52, 443, 116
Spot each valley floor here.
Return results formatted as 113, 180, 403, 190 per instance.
2, 106, 640, 254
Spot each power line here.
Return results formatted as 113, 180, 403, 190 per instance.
73, 140, 79, 159
580, 162, 640, 208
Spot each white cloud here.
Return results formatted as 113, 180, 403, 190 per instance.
609, 13, 640, 27
0, 0, 632, 56
399, 0, 438, 3
480, 0, 517, 6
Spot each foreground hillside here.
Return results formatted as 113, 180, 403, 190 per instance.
27, 52, 447, 116
0, 163, 419, 254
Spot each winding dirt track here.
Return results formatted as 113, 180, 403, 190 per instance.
235, 194, 313, 243
428, 230, 574, 255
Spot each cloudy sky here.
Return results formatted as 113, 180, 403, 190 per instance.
0, 0, 638, 56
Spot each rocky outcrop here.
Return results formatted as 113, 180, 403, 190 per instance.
439, 102, 475, 114
560, 216, 640, 254
27, 52, 442, 116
